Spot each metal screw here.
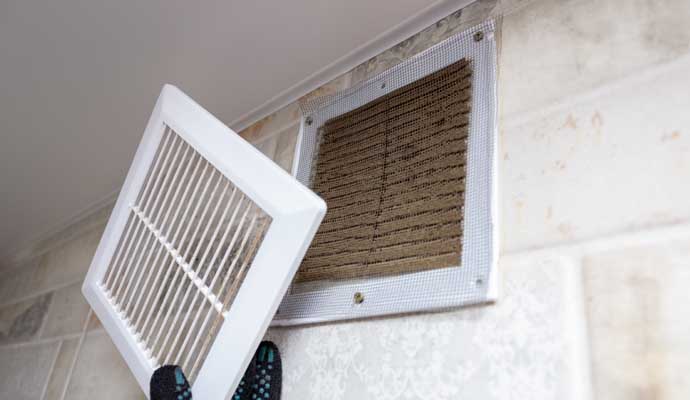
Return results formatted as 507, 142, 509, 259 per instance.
380, 82, 386, 89
305, 116, 313, 126
473, 31, 484, 42
353, 292, 364, 304
475, 278, 484, 286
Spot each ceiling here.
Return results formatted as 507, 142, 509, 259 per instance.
0, 0, 448, 260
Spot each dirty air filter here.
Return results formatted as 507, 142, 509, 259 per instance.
298, 60, 471, 282
275, 19, 499, 326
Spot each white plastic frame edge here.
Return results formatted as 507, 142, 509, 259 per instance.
82, 85, 326, 398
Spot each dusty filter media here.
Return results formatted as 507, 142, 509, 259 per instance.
298, 59, 472, 282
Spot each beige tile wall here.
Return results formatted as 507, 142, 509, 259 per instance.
1, 0, 689, 398
0, 223, 143, 400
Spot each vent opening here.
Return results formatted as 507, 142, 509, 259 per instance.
277, 19, 498, 325
299, 59, 472, 282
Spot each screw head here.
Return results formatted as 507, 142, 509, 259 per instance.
353, 292, 364, 304
473, 31, 484, 42
475, 277, 484, 286
380, 82, 386, 89
305, 116, 313, 126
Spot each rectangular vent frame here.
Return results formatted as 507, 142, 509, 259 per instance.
274, 19, 499, 326
82, 85, 326, 399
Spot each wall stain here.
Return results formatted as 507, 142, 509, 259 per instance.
557, 222, 573, 238
0, 293, 52, 344
591, 111, 604, 143
561, 114, 578, 130
514, 199, 524, 224
623, 270, 664, 400
660, 130, 681, 142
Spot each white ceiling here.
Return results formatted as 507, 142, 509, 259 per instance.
0, 0, 451, 260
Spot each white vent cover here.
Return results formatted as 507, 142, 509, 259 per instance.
82, 85, 326, 398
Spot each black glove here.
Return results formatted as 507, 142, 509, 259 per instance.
150, 365, 192, 400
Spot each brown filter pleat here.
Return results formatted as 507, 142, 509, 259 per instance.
296, 59, 471, 282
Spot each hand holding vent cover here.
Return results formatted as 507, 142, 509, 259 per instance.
82, 85, 325, 399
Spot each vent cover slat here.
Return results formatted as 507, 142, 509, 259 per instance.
100, 129, 275, 378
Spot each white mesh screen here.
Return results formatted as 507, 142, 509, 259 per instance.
275, 19, 499, 325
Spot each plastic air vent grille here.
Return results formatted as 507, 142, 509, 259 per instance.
102, 126, 271, 380
82, 85, 325, 399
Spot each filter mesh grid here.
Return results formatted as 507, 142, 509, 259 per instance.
101, 126, 270, 381
298, 60, 471, 282
276, 19, 498, 325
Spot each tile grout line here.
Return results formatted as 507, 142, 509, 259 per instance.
491, 0, 540, 19
503, 219, 690, 262
500, 52, 690, 130
248, 119, 301, 147
0, 278, 84, 310
40, 340, 64, 400
563, 258, 594, 400
58, 308, 92, 400
35, 290, 55, 341
2, 215, 110, 275
0, 334, 82, 350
